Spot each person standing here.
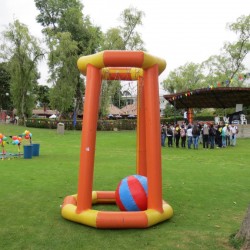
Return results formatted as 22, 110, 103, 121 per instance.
180, 125, 186, 148
231, 124, 238, 146
216, 125, 222, 148
14, 115, 19, 125
226, 124, 231, 146
186, 124, 193, 149
183, 110, 188, 125
192, 123, 200, 149
174, 124, 181, 148
209, 124, 216, 149
202, 123, 209, 149
221, 124, 227, 148
166, 125, 173, 147
161, 124, 167, 147
214, 114, 220, 125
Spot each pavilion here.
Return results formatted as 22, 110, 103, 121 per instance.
164, 87, 250, 109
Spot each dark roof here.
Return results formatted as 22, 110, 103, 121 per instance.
164, 87, 250, 109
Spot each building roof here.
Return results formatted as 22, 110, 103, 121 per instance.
120, 103, 137, 115
32, 109, 58, 116
164, 87, 250, 109
108, 104, 123, 115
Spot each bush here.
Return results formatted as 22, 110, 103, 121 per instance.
25, 118, 137, 131
96, 119, 137, 131
161, 114, 216, 124
20, 114, 250, 131
193, 114, 215, 122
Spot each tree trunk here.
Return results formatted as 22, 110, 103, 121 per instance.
235, 204, 250, 249
21, 94, 26, 127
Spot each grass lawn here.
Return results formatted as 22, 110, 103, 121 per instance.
0, 123, 249, 250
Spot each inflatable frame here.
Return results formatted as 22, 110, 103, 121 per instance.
61, 50, 173, 228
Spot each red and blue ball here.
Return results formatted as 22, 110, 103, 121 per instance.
115, 175, 148, 211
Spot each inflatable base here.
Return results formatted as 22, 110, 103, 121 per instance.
61, 191, 173, 229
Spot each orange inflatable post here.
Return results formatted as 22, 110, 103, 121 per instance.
76, 64, 102, 213
144, 65, 163, 212
136, 76, 147, 176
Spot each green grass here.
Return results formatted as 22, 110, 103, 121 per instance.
0, 124, 249, 250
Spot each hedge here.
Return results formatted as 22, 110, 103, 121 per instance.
20, 114, 249, 131
161, 114, 241, 124
23, 118, 137, 131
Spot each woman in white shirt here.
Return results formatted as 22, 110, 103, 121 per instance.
230, 125, 238, 146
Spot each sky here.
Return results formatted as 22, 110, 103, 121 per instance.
0, 0, 249, 93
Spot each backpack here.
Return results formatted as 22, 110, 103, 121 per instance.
161, 127, 165, 134
192, 126, 200, 136
167, 128, 173, 136
210, 128, 216, 136
180, 128, 186, 137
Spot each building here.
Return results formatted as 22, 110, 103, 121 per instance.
120, 93, 167, 117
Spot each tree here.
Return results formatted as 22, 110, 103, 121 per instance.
99, 7, 145, 118
225, 14, 250, 82
119, 7, 145, 51
164, 103, 181, 118
201, 52, 247, 88
233, 205, 250, 249
35, 0, 83, 32
47, 32, 79, 117
201, 55, 236, 87
0, 20, 44, 123
0, 63, 12, 110
101, 28, 125, 50
163, 14, 250, 94
201, 15, 250, 88
162, 14, 250, 117
111, 83, 126, 108
34, 84, 50, 110
101, 7, 145, 51
35, 0, 102, 118
162, 62, 204, 94
98, 80, 110, 118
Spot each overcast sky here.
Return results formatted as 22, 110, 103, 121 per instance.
0, 0, 249, 92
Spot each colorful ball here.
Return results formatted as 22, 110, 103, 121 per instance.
115, 175, 148, 211
14, 139, 20, 145
12, 136, 18, 140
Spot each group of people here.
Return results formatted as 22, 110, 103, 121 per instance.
161, 122, 239, 149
